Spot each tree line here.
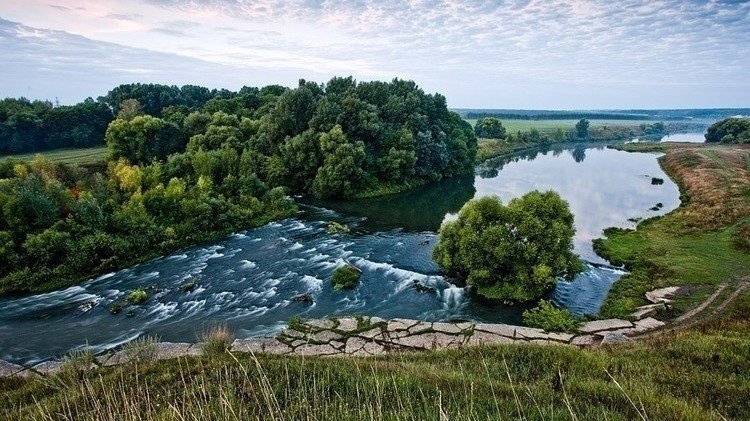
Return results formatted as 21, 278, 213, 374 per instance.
705, 117, 750, 143
0, 77, 476, 294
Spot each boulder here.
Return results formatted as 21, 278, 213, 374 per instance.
633, 317, 665, 332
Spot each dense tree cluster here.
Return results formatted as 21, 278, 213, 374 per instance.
474, 118, 506, 139
0, 98, 113, 155
0, 76, 476, 294
433, 192, 583, 302
705, 118, 750, 143
104, 77, 476, 198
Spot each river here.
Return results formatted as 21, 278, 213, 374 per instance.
0, 143, 681, 364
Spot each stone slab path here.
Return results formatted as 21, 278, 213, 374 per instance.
0, 314, 664, 379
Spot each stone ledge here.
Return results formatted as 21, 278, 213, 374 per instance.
0, 314, 668, 378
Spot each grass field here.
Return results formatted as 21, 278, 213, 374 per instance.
465, 119, 656, 133
2, 292, 749, 420
0, 146, 109, 165
594, 143, 750, 318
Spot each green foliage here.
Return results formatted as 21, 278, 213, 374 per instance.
331, 266, 360, 290
433, 192, 583, 302
0, 98, 113, 155
180, 278, 198, 292
575, 118, 590, 138
105, 115, 184, 165
200, 325, 233, 356
125, 288, 148, 305
705, 117, 750, 143
122, 336, 159, 364
325, 221, 350, 235
522, 300, 580, 332
474, 117, 506, 139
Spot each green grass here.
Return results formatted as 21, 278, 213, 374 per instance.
0, 146, 108, 165
465, 119, 655, 133
595, 144, 750, 318
2, 292, 749, 420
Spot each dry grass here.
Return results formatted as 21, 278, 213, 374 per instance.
200, 325, 234, 356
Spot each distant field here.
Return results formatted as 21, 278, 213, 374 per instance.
465, 118, 656, 133
0, 146, 108, 165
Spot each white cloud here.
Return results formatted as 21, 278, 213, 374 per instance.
0, 0, 749, 107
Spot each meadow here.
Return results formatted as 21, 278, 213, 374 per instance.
0, 146, 108, 165
464, 118, 657, 133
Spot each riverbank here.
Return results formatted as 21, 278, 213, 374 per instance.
594, 142, 750, 319
2, 292, 748, 419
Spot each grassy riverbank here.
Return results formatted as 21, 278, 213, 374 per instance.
2, 291, 748, 420
594, 142, 750, 318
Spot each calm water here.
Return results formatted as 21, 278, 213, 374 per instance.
0, 144, 680, 364
660, 132, 706, 143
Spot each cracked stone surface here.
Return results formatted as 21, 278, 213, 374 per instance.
579, 319, 633, 333
646, 286, 681, 304
32, 361, 64, 375
0, 315, 670, 376
630, 303, 664, 320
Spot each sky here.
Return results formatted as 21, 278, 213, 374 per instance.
1, 0, 749, 109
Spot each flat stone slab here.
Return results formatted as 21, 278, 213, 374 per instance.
579, 319, 633, 333
0, 359, 25, 377
600, 332, 632, 344
646, 286, 681, 304
571, 335, 600, 346
334, 317, 359, 331
466, 331, 513, 346
514, 326, 549, 340
32, 360, 64, 375
634, 317, 665, 332
231, 338, 291, 355
474, 323, 515, 338
295, 343, 340, 356
431, 322, 463, 335
630, 303, 664, 320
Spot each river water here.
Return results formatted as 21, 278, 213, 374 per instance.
0, 143, 681, 364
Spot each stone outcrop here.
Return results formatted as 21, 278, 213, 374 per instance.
0, 314, 668, 378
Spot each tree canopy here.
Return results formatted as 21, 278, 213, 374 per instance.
474, 118, 507, 139
433, 192, 583, 302
575, 119, 590, 139
705, 118, 750, 143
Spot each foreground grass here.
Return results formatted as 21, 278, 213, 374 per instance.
595, 142, 750, 318
2, 292, 748, 420
0, 146, 109, 165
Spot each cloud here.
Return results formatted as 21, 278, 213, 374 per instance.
1, 0, 750, 107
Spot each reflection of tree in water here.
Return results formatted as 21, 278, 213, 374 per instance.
570, 145, 586, 163
308, 175, 477, 232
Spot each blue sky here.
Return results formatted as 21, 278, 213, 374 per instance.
1, 0, 749, 108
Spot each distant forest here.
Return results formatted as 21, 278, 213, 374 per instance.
460, 108, 750, 121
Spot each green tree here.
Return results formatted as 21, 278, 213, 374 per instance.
105, 115, 183, 165
474, 118, 507, 139
312, 125, 368, 198
575, 119, 590, 139
705, 118, 750, 143
433, 192, 583, 302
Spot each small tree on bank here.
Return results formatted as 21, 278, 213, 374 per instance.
474, 118, 507, 139
575, 119, 590, 139
433, 191, 583, 302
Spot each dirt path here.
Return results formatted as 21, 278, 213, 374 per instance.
633, 279, 749, 339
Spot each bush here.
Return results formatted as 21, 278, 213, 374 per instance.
201, 325, 233, 355
522, 300, 580, 332
126, 288, 148, 304
331, 266, 360, 290
433, 192, 583, 302
122, 336, 159, 364
326, 221, 350, 235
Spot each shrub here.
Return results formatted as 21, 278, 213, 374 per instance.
126, 288, 148, 304
332, 266, 360, 290
651, 177, 664, 185
60, 347, 95, 379
326, 221, 350, 235
122, 336, 159, 364
201, 325, 233, 356
522, 300, 580, 332
732, 220, 750, 252
433, 192, 582, 302
109, 301, 123, 314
